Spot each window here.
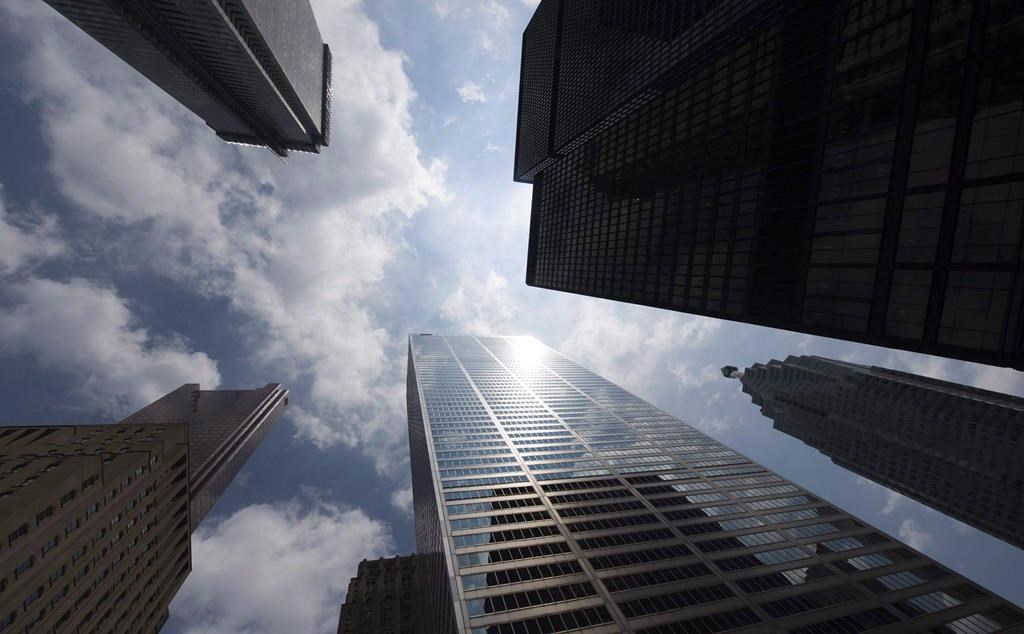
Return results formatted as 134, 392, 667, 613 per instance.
461, 561, 582, 591
7, 524, 28, 546
789, 607, 900, 633
619, 583, 734, 618
41, 536, 58, 556
14, 556, 34, 579
636, 607, 761, 634
466, 582, 595, 616
603, 562, 712, 592
49, 565, 67, 586
588, 544, 692, 570
758, 585, 864, 618
470, 606, 613, 634
81, 475, 97, 492
35, 505, 53, 524
22, 586, 43, 610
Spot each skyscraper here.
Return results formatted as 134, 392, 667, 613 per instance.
41, 0, 332, 156
0, 423, 191, 633
408, 335, 1024, 633
0, 383, 285, 633
119, 383, 289, 531
515, 0, 1024, 370
728, 355, 1024, 550
337, 555, 420, 634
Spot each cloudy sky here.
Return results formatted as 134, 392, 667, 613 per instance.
1, 1, 1022, 631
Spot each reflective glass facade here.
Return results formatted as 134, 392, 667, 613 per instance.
517, 0, 1024, 370
408, 335, 1023, 633
736, 355, 1024, 550
41, 0, 332, 156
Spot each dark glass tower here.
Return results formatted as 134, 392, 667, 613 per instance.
407, 335, 1023, 633
41, 0, 332, 156
337, 555, 420, 634
729, 355, 1024, 550
118, 383, 289, 531
516, 0, 1024, 370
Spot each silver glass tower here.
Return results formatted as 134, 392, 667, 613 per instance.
407, 335, 1023, 634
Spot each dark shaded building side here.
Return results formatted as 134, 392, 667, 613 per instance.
337, 555, 419, 634
517, 0, 1024, 370
41, 0, 331, 156
734, 355, 1024, 550
119, 383, 288, 531
406, 347, 462, 633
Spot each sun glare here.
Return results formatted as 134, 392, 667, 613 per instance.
510, 336, 546, 367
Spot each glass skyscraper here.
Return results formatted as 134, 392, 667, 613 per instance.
41, 0, 332, 156
727, 355, 1024, 551
515, 0, 1024, 370
408, 335, 1023, 633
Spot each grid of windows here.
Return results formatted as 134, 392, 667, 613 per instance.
519, 0, 1024, 370
409, 335, 1024, 633
739, 354, 1024, 550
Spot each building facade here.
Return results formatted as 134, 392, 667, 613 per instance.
730, 354, 1024, 550
516, 0, 1024, 369
337, 555, 419, 634
408, 334, 1023, 633
0, 383, 285, 633
0, 424, 191, 633
41, 0, 332, 156
118, 383, 289, 531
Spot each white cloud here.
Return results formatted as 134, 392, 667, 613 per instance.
1, 0, 447, 473
441, 269, 519, 334
479, 0, 512, 26
694, 416, 738, 436
899, 519, 934, 550
484, 142, 506, 153
431, 0, 453, 18
391, 486, 413, 515
967, 364, 1024, 397
880, 489, 904, 515
560, 300, 720, 399
0, 188, 64, 275
171, 495, 393, 634
456, 80, 487, 103
674, 363, 722, 390
0, 278, 220, 415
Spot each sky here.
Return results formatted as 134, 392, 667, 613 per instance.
0, 1, 1022, 632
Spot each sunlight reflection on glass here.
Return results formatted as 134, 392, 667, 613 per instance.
510, 336, 546, 367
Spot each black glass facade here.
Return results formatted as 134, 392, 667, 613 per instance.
40, 0, 332, 156
517, 0, 1024, 369
407, 335, 1023, 633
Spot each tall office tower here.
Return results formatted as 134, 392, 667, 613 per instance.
0, 423, 190, 633
408, 335, 1024, 633
41, 0, 332, 156
515, 0, 1024, 369
119, 383, 288, 531
728, 354, 1024, 550
337, 555, 420, 634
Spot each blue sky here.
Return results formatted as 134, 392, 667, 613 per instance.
1, 1, 1022, 631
